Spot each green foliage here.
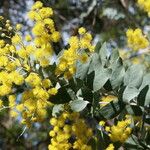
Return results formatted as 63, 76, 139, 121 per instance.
69, 99, 89, 112
48, 42, 150, 149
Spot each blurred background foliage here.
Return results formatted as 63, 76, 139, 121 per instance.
0, 0, 150, 47
0, 0, 150, 149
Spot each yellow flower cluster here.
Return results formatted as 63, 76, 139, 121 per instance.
27, 1, 60, 67
0, 71, 24, 96
0, 1, 61, 127
0, 1, 95, 129
9, 73, 58, 127
126, 28, 149, 51
0, 24, 24, 97
137, 0, 150, 16
56, 27, 95, 79
108, 118, 132, 143
49, 112, 93, 150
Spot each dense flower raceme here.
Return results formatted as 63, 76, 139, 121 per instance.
0, 1, 61, 127
99, 117, 132, 143
49, 112, 93, 150
126, 28, 149, 51
55, 27, 95, 79
137, 0, 150, 16
0, 1, 94, 126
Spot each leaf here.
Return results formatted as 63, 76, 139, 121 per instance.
69, 99, 89, 112
139, 73, 150, 90
88, 53, 101, 74
123, 86, 139, 103
86, 71, 95, 90
76, 59, 91, 80
43, 63, 56, 75
124, 135, 142, 150
93, 67, 112, 91
81, 86, 93, 102
99, 42, 108, 66
97, 100, 125, 119
111, 67, 125, 89
94, 41, 101, 53
109, 48, 119, 64
92, 92, 100, 113
50, 87, 71, 104
102, 7, 125, 20
126, 105, 143, 116
137, 85, 150, 106
87, 138, 97, 150
110, 58, 125, 89
95, 129, 109, 150
52, 104, 64, 117
124, 64, 144, 88
103, 80, 112, 91
75, 78, 83, 91
67, 88, 77, 100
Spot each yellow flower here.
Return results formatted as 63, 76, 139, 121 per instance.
51, 31, 61, 42
78, 27, 86, 35
39, 58, 49, 67
11, 34, 21, 44
31, 1, 43, 10
109, 118, 132, 143
16, 104, 24, 112
0, 40, 5, 48
16, 24, 22, 30
49, 112, 93, 150
32, 22, 44, 36
39, 7, 53, 19
48, 88, 58, 95
0, 56, 8, 67
126, 28, 149, 51
42, 79, 52, 88
57, 60, 67, 71
105, 126, 110, 132
10, 71, 24, 85
106, 144, 115, 150
63, 125, 72, 133
0, 99, 3, 108
49, 131, 56, 137
10, 110, 18, 118
25, 73, 41, 87
8, 95, 16, 107
17, 49, 27, 59
0, 84, 12, 96
36, 109, 47, 120
137, 0, 150, 16
33, 86, 49, 100
27, 11, 37, 20
25, 35, 32, 42
50, 117, 58, 126
99, 121, 105, 126
56, 31, 94, 78
44, 18, 54, 30
9, 45, 16, 53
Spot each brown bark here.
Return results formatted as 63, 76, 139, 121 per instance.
3, 0, 10, 19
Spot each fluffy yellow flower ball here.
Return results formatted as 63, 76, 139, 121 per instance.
126, 28, 149, 51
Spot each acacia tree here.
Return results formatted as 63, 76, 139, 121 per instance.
0, 1, 150, 150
